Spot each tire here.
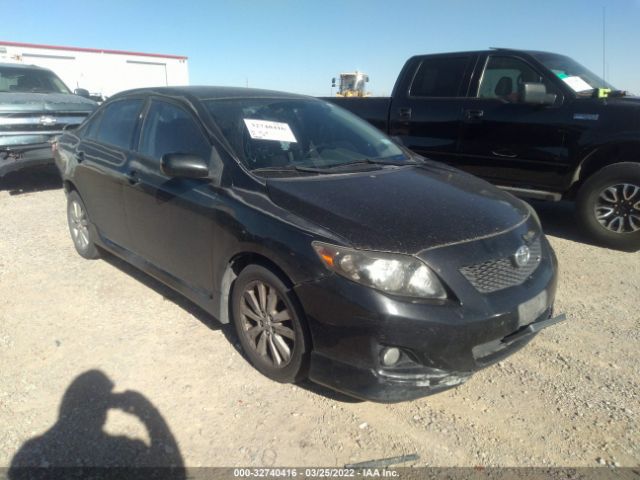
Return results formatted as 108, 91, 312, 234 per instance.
576, 162, 640, 251
66, 190, 100, 259
231, 265, 310, 383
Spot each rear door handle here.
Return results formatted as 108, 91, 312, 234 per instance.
127, 170, 140, 185
464, 109, 484, 121
492, 150, 518, 158
398, 107, 412, 119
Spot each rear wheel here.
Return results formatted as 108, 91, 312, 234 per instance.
576, 162, 640, 251
66, 190, 100, 259
231, 265, 310, 383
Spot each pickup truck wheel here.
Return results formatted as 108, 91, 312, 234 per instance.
576, 162, 640, 251
231, 265, 310, 383
66, 191, 100, 259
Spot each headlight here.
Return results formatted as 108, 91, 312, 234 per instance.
312, 242, 447, 299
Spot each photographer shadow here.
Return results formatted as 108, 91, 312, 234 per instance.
9, 370, 185, 479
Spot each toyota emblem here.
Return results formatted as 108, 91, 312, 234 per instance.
513, 245, 531, 268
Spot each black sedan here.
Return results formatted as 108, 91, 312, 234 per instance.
54, 86, 565, 402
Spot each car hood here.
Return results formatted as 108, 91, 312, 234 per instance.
266, 163, 531, 253
0, 92, 96, 113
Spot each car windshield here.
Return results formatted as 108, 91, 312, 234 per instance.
531, 52, 616, 94
0, 66, 71, 94
204, 97, 409, 173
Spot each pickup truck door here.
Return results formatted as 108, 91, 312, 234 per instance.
72, 98, 144, 249
456, 54, 570, 191
388, 54, 475, 162
123, 98, 216, 295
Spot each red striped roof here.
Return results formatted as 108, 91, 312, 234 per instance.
0, 40, 187, 60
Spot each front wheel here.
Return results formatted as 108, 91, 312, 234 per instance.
576, 162, 640, 251
231, 265, 310, 383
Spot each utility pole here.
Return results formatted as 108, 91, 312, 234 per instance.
602, 6, 606, 86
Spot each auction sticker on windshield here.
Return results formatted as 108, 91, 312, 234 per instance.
560, 76, 593, 93
243, 119, 297, 142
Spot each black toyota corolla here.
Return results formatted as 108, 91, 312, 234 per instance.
54, 86, 565, 402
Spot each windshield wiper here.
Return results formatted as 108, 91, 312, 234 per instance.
314, 157, 421, 170
250, 165, 332, 174
251, 157, 421, 175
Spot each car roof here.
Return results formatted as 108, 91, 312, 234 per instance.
411, 48, 561, 58
112, 86, 313, 103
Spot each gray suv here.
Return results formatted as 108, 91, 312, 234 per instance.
0, 63, 96, 177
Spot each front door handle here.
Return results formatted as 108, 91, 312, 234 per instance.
464, 109, 484, 122
127, 170, 140, 185
398, 107, 412, 119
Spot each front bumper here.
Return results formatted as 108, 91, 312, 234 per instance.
306, 312, 565, 402
294, 226, 562, 403
0, 141, 55, 177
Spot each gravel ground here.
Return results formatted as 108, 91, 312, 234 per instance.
0, 166, 638, 469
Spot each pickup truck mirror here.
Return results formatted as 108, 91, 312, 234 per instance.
521, 83, 557, 106
74, 88, 90, 98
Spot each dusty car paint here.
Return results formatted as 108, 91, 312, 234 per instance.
55, 86, 563, 402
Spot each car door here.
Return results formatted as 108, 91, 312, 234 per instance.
456, 54, 570, 191
74, 98, 144, 249
388, 54, 475, 163
123, 97, 217, 295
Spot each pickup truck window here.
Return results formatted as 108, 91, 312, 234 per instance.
478, 56, 557, 103
0, 65, 70, 94
139, 100, 210, 163
205, 98, 407, 172
93, 99, 144, 151
409, 56, 469, 98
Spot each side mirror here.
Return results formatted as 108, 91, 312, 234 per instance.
161, 153, 209, 179
521, 83, 556, 105
74, 88, 90, 98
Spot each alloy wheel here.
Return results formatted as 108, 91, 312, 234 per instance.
69, 199, 91, 250
594, 183, 640, 233
239, 280, 296, 368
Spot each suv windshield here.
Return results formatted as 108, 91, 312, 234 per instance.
0, 66, 71, 94
204, 97, 409, 172
531, 52, 615, 94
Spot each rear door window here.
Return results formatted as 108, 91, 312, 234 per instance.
82, 111, 103, 140
139, 100, 210, 162
409, 56, 470, 97
93, 99, 144, 150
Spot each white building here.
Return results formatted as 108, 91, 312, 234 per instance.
0, 40, 189, 99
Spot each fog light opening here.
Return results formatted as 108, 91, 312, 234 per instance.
381, 347, 401, 366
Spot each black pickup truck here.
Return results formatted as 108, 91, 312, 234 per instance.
324, 49, 640, 251
0, 63, 96, 177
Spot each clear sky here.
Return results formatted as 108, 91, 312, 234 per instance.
2, 0, 639, 96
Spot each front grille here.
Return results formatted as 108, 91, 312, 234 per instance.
0, 112, 89, 132
460, 238, 542, 294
